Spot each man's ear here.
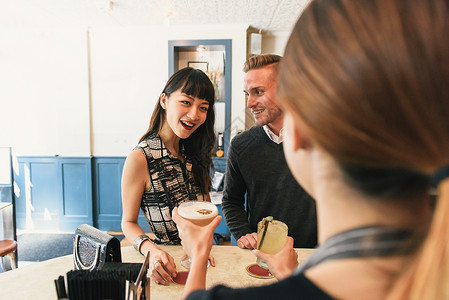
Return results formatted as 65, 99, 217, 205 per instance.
160, 93, 167, 109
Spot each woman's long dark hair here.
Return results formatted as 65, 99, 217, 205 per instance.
139, 67, 216, 193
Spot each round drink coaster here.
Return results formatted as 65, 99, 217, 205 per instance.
245, 264, 274, 279
171, 271, 189, 286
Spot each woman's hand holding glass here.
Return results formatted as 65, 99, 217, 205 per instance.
252, 236, 298, 280
172, 207, 222, 267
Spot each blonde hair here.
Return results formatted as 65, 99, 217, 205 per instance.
243, 54, 281, 73
278, 0, 449, 298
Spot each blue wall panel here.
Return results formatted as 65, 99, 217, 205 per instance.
97, 162, 122, 215
59, 158, 93, 231
93, 157, 125, 231
215, 204, 231, 235
213, 157, 226, 173
15, 156, 230, 235
93, 157, 148, 231
30, 161, 59, 229
62, 163, 89, 216
14, 162, 26, 226
15, 158, 60, 230
15, 157, 92, 232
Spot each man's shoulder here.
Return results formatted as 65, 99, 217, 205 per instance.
231, 126, 266, 147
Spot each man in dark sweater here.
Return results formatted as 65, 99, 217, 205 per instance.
222, 54, 317, 249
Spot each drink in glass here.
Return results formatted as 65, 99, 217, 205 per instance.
256, 217, 288, 269
177, 201, 218, 269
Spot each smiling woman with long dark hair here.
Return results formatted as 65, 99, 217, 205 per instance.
121, 67, 216, 286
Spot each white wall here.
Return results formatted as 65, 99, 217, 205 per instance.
90, 24, 248, 156
0, 4, 291, 158
0, 27, 91, 157
0, 23, 249, 157
89, 26, 169, 156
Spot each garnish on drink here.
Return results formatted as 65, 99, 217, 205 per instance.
258, 216, 274, 250
256, 216, 288, 270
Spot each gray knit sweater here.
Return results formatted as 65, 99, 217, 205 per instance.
222, 126, 317, 248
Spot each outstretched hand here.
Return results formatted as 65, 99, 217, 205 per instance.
252, 236, 298, 280
172, 207, 222, 261
237, 232, 258, 249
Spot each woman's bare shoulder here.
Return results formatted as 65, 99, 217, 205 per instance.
124, 149, 148, 177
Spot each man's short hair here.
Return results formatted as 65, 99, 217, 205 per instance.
243, 54, 282, 73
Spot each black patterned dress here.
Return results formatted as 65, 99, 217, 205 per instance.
135, 132, 206, 245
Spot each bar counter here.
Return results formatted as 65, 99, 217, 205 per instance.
0, 245, 313, 300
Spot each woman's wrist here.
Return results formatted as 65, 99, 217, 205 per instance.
133, 234, 154, 255
182, 252, 208, 298
190, 252, 209, 265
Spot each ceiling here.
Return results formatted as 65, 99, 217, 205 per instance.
3, 0, 311, 33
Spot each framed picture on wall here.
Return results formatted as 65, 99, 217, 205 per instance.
188, 61, 209, 72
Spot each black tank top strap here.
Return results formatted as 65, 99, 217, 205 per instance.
296, 225, 421, 274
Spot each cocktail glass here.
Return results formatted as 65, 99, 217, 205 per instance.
177, 201, 218, 269
256, 217, 288, 270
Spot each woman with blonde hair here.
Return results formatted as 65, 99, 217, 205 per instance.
173, 0, 449, 299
